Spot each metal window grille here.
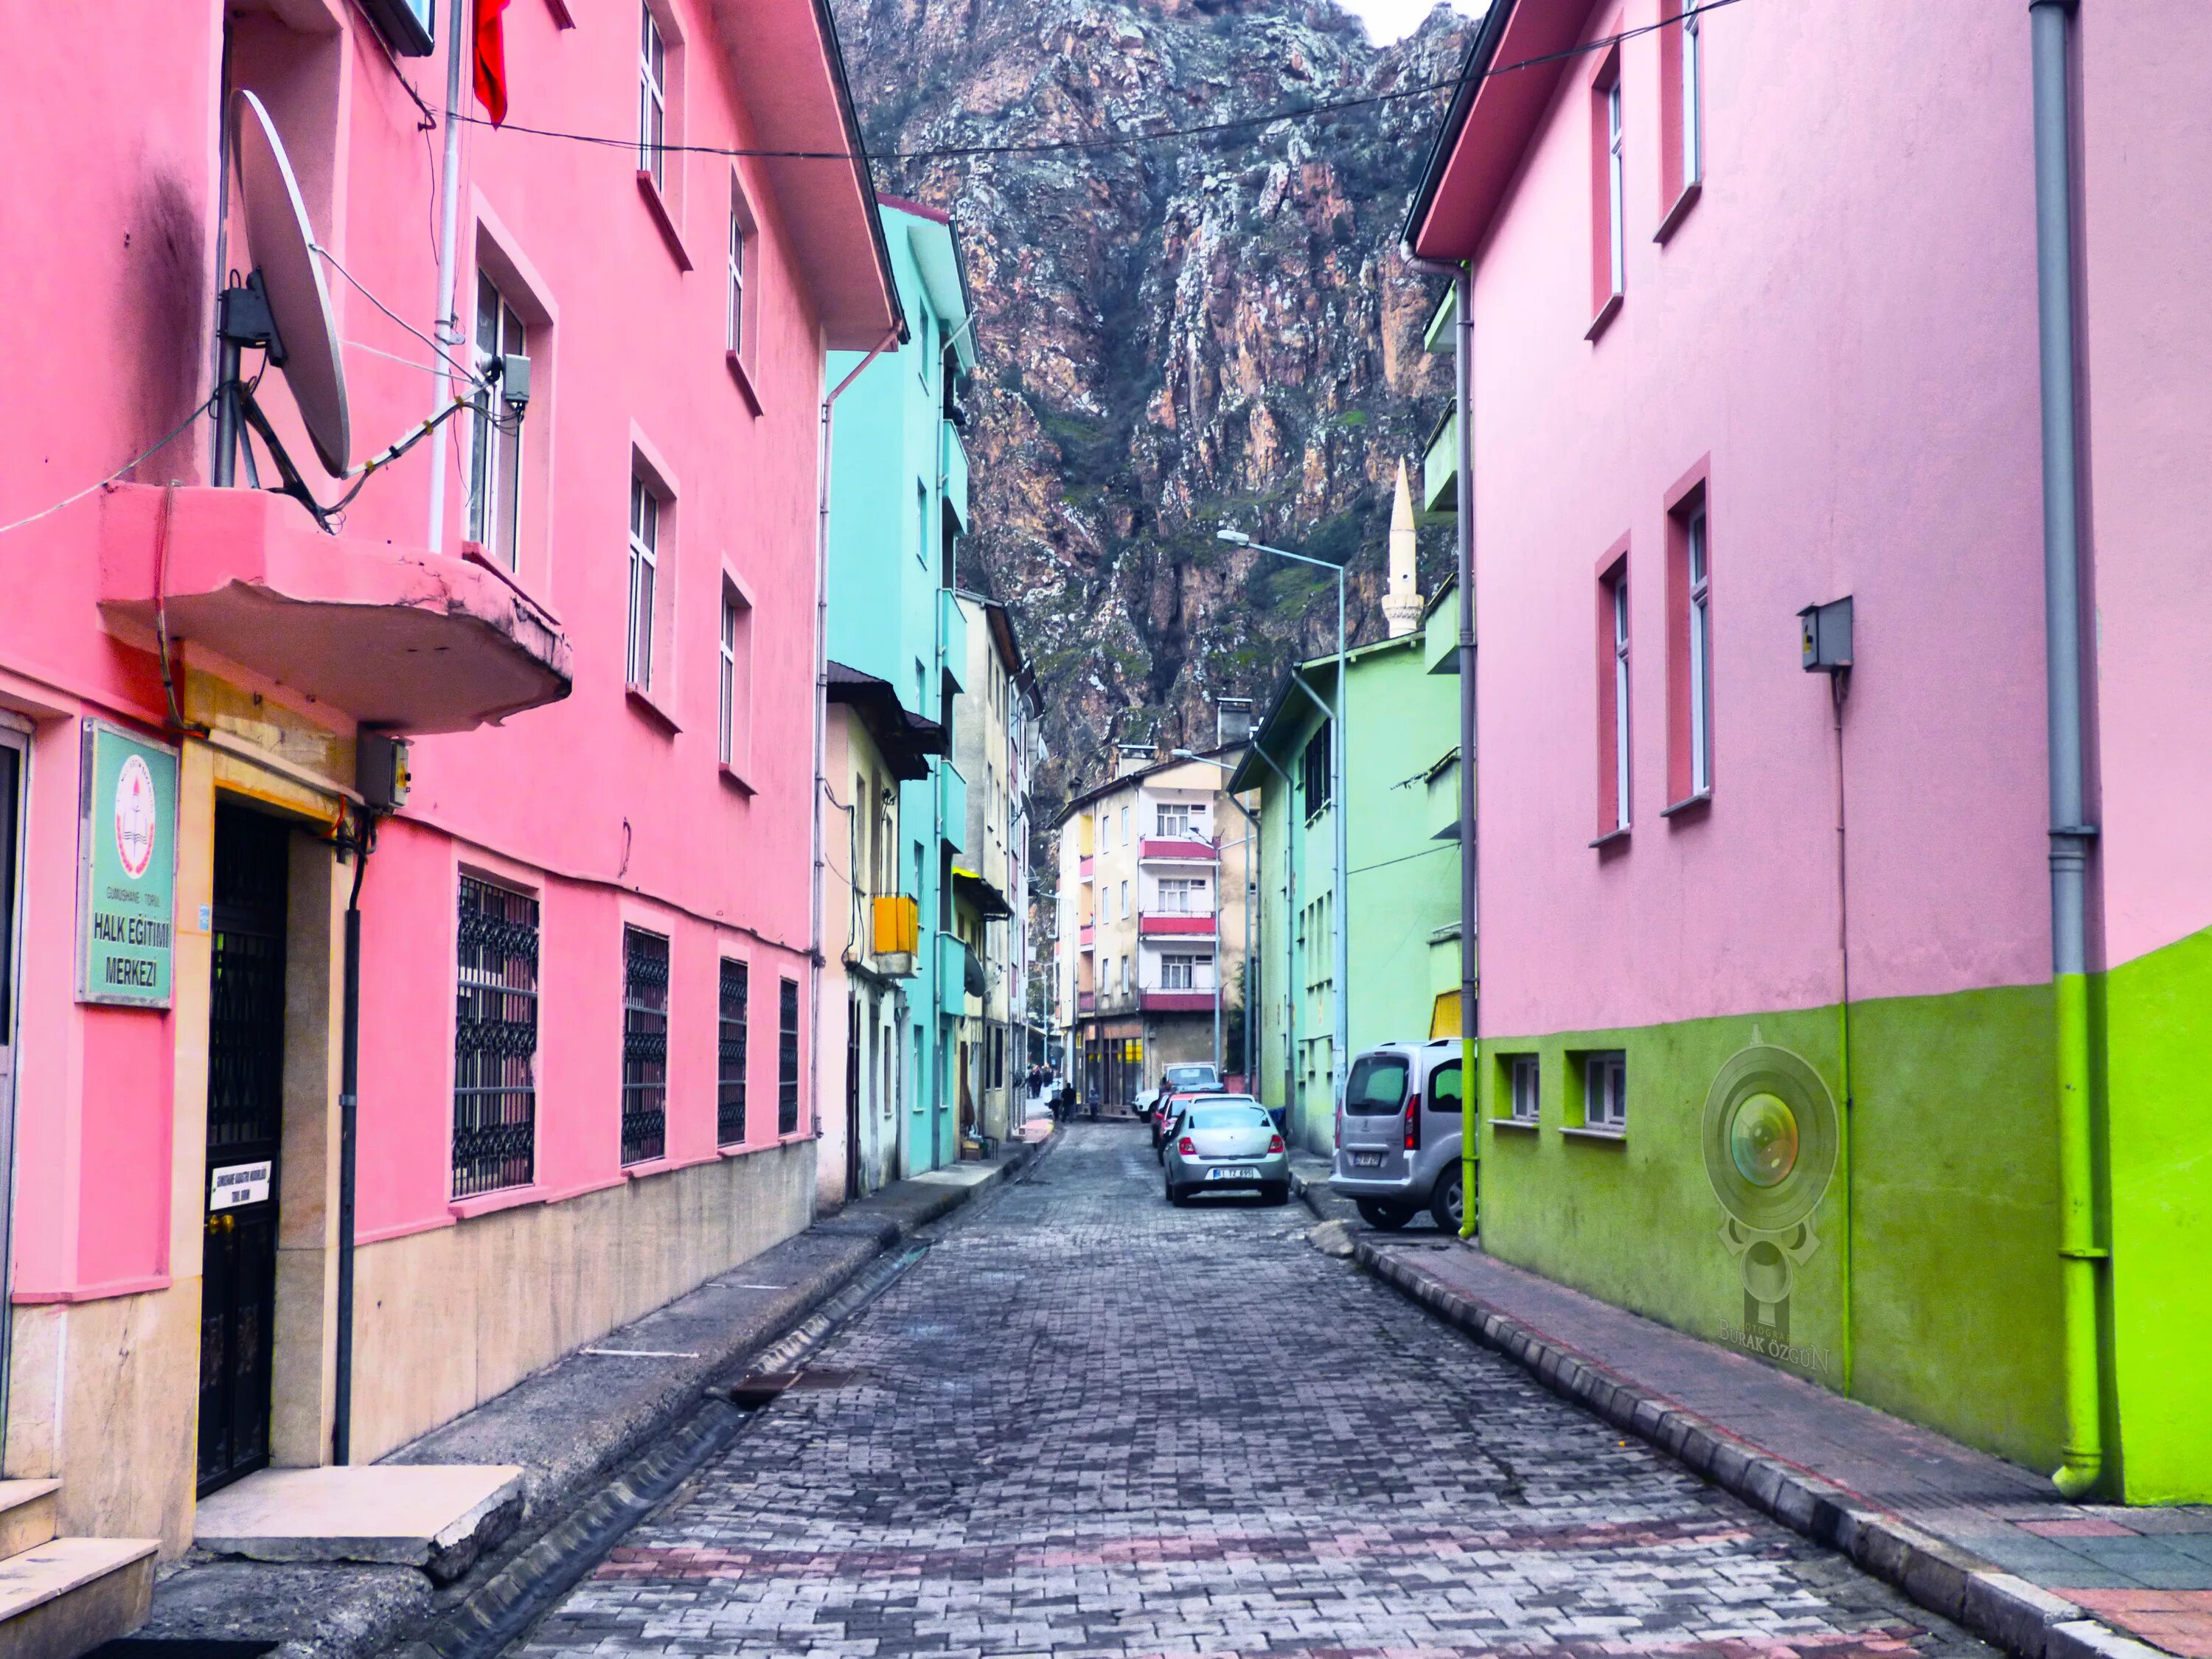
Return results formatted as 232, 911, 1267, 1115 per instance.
718, 958, 748, 1146
776, 975, 800, 1135
453, 877, 538, 1197
622, 927, 669, 1164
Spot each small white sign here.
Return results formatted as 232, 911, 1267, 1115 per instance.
209, 1160, 273, 1212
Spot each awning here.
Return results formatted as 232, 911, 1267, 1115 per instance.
951, 866, 1014, 919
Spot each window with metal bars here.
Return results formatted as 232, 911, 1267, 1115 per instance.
776, 975, 799, 1135
453, 877, 540, 1197
717, 958, 748, 1146
622, 926, 669, 1164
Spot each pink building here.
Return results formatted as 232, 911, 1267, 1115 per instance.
1408, 1, 2210, 1499
0, 0, 897, 1607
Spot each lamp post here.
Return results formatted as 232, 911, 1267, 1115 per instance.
1216, 529, 1349, 1132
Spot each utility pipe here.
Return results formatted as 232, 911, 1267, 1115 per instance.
810, 327, 901, 1186
928, 311, 978, 1164
424, 0, 468, 552
2028, 0, 2107, 1500
332, 807, 373, 1464
1405, 249, 1478, 1239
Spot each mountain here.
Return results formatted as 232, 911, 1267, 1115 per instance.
830, 0, 1477, 802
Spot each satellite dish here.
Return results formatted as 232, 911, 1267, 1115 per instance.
231, 89, 350, 476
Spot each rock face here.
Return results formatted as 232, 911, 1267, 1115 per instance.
832, 0, 1475, 801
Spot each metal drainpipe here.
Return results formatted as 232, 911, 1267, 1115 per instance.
423, 0, 468, 552
332, 807, 373, 1464
811, 329, 900, 1189
1406, 248, 1478, 1239
2028, 0, 2107, 1500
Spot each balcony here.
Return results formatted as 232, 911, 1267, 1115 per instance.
1078, 991, 1096, 1014
1079, 855, 1094, 880
936, 931, 981, 1017
942, 422, 970, 531
1138, 836, 1218, 864
869, 894, 919, 978
1079, 922, 1095, 947
1140, 990, 1215, 1014
1138, 911, 1216, 939
939, 586, 967, 693
97, 486, 570, 734
1422, 403, 1458, 514
939, 759, 967, 854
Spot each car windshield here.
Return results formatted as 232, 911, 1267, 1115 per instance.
1344, 1055, 1409, 1114
1189, 1105, 1270, 1131
1164, 1065, 1218, 1088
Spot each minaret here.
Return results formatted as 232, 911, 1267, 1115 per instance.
1382, 458, 1422, 639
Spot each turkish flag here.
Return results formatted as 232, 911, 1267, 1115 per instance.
474, 0, 511, 125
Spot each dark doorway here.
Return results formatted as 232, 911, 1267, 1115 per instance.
199, 803, 289, 1498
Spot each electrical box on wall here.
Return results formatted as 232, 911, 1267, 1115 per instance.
1798, 597, 1854, 675
358, 732, 411, 811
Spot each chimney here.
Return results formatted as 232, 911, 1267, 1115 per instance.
1382, 457, 1422, 639
1113, 742, 1158, 779
1214, 698, 1254, 748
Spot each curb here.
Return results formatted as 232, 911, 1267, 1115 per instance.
1351, 1239, 2163, 1659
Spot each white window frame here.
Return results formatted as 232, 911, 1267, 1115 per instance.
468, 274, 525, 570
718, 588, 739, 766
638, 4, 667, 190
1509, 1056, 1540, 1123
726, 196, 745, 356
1606, 80, 1626, 298
1157, 802, 1192, 838
627, 476, 658, 692
1687, 507, 1712, 796
1161, 953, 1208, 991
1585, 1052, 1627, 1130
1682, 2, 1703, 189
1157, 877, 1202, 915
1612, 571, 1631, 830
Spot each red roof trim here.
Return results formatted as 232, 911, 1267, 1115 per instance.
878, 192, 953, 226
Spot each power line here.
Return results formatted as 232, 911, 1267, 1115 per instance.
443, 1, 1742, 166
0, 394, 218, 540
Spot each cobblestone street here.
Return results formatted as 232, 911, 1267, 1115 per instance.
517, 1123, 1998, 1659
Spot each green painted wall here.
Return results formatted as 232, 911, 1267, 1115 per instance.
1247, 633, 1461, 1150
1475, 984, 2067, 1475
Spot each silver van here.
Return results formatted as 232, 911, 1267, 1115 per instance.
1328, 1039, 1468, 1232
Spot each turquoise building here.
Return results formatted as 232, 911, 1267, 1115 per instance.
824, 197, 976, 1175
1231, 578, 1466, 1152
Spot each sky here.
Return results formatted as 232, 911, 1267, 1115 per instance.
1329, 0, 1487, 46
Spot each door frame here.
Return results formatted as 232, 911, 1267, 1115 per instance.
0, 715, 29, 1457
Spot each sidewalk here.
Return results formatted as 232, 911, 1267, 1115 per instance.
129, 1135, 1048, 1659
1288, 1153, 2211, 1659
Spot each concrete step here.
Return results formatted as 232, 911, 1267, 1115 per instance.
0, 1535, 159, 1659
0, 1484, 60, 1561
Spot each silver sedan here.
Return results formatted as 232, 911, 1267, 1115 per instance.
1162, 1097, 1290, 1206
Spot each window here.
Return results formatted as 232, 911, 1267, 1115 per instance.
1584, 1052, 1627, 1131
627, 477, 659, 692
717, 958, 748, 1146
1345, 1052, 1409, 1115
1119, 804, 1130, 841
726, 187, 747, 356
1590, 53, 1625, 325
467, 274, 525, 570
453, 876, 538, 1197
1686, 503, 1712, 795
637, 3, 667, 190
1681, 3, 1703, 189
1121, 957, 1132, 995
915, 481, 929, 566
1157, 803, 1191, 838
1430, 1061, 1462, 1116
777, 975, 800, 1135
1599, 557, 1631, 835
719, 582, 752, 772
1158, 877, 1202, 914
1301, 723, 1332, 812
622, 926, 669, 1164
1120, 879, 1129, 919
1161, 952, 1207, 990
1509, 1055, 1540, 1124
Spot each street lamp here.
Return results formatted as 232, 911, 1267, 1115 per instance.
1216, 528, 1350, 1134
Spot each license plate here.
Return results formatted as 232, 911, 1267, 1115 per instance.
1350, 1152, 1385, 1169
1208, 1166, 1256, 1180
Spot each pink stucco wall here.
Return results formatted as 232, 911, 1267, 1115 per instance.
0, 0, 888, 1299
1470, 0, 2059, 1040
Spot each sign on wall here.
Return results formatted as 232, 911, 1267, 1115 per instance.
77, 720, 180, 1008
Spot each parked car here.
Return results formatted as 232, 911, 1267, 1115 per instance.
1329, 1039, 1468, 1232
1152, 1091, 1211, 1159
1135, 1062, 1223, 1121
1162, 1097, 1289, 1206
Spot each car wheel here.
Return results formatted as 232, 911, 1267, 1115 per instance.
1430, 1166, 1466, 1234
1165, 1178, 1186, 1207
1357, 1197, 1414, 1231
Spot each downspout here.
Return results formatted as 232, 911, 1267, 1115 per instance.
332, 806, 374, 1464
2028, 0, 2107, 1500
1406, 249, 1478, 1240
424, 0, 469, 552
930, 313, 979, 1161
811, 329, 900, 1186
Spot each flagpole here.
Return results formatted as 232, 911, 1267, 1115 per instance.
426, 0, 470, 553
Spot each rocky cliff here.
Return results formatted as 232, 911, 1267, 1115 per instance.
832, 0, 1475, 801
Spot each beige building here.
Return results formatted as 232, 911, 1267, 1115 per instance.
1053, 733, 1257, 1108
